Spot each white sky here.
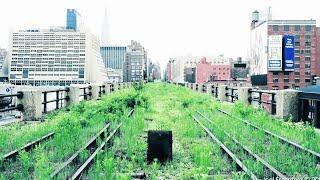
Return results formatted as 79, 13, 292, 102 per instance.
1, 0, 320, 69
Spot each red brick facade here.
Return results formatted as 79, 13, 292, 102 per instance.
196, 57, 231, 83
267, 24, 319, 89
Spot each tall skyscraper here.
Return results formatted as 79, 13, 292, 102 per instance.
101, 8, 111, 46
123, 40, 147, 82
66, 9, 82, 31
100, 46, 127, 82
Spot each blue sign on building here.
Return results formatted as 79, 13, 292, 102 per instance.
283, 35, 295, 71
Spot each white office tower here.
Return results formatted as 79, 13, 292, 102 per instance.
8, 28, 108, 86
101, 8, 111, 46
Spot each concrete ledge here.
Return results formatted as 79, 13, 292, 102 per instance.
276, 89, 299, 121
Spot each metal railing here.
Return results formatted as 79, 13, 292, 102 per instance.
211, 85, 218, 98
0, 92, 24, 113
42, 88, 70, 113
98, 85, 106, 97
80, 86, 92, 100
225, 87, 238, 103
202, 84, 206, 93
110, 84, 114, 92
298, 92, 320, 128
248, 89, 276, 115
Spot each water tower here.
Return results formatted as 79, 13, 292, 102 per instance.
252, 10, 259, 22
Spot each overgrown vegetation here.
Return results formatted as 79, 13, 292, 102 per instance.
0, 88, 146, 179
1, 83, 319, 179
222, 101, 320, 153
86, 83, 242, 179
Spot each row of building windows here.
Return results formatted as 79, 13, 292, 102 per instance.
9, 80, 85, 86
12, 34, 86, 37
272, 25, 313, 32
12, 50, 85, 53
12, 46, 86, 49
11, 68, 82, 71
294, 56, 311, 61
12, 54, 85, 57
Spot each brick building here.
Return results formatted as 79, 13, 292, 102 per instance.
250, 10, 320, 90
195, 57, 231, 83
267, 20, 319, 89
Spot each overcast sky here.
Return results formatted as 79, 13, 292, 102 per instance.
0, 0, 319, 68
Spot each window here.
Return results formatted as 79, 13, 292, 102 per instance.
295, 25, 300, 31
284, 79, 289, 83
294, 49, 300, 54
273, 72, 279, 75
273, 79, 278, 83
294, 57, 300, 61
305, 49, 311, 55
305, 35, 311, 40
305, 42, 311, 47
295, 64, 300, 68
295, 79, 300, 83
22, 69, 28, 78
78, 68, 84, 78
294, 41, 300, 47
284, 86, 289, 89
295, 35, 300, 40
284, 25, 290, 31
284, 72, 290, 75
305, 63, 311, 68
306, 79, 311, 82
273, 25, 279, 31
305, 71, 311, 76
294, 71, 300, 75
305, 25, 312, 32
305, 57, 311, 61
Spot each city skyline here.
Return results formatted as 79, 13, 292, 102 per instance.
1, 0, 320, 69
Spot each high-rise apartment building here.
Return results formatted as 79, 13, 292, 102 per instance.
123, 41, 147, 82
8, 28, 108, 86
66, 9, 82, 31
250, 10, 320, 89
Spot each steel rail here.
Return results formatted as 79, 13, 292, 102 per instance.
50, 122, 111, 178
2, 132, 55, 161
196, 111, 288, 179
216, 108, 320, 162
51, 108, 135, 179
191, 114, 258, 180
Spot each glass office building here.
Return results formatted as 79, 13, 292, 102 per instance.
66, 9, 81, 31
100, 46, 127, 69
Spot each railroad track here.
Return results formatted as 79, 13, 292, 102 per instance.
51, 108, 135, 179
191, 111, 288, 179
216, 108, 320, 162
1, 132, 55, 161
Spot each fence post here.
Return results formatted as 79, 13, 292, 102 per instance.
91, 84, 100, 100
67, 85, 81, 106
238, 87, 251, 105
218, 85, 227, 102
17, 90, 43, 121
276, 89, 299, 121
119, 83, 123, 90
113, 83, 119, 92
206, 84, 212, 96
105, 84, 111, 94
198, 83, 203, 93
